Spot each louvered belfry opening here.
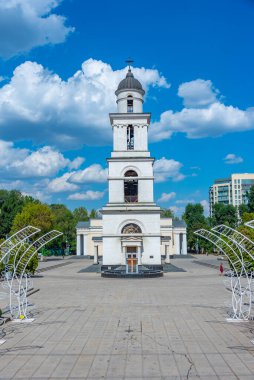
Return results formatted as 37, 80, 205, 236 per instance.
127, 125, 134, 150
124, 170, 138, 203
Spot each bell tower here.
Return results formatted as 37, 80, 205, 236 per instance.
101, 64, 161, 269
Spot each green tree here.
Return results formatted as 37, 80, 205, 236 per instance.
238, 203, 249, 218
12, 202, 55, 235
182, 203, 208, 252
73, 207, 89, 224
0, 190, 36, 239
161, 208, 174, 218
211, 203, 238, 228
89, 209, 98, 218
50, 204, 76, 247
241, 212, 254, 224
246, 185, 254, 213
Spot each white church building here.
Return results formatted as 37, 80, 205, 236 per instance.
76, 67, 187, 272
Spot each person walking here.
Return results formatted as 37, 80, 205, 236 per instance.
219, 262, 224, 276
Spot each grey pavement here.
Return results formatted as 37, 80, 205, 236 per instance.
0, 256, 254, 380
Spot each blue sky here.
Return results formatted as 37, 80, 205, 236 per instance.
0, 0, 254, 215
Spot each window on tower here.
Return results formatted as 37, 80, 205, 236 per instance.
127, 125, 134, 150
127, 96, 133, 112
124, 170, 138, 203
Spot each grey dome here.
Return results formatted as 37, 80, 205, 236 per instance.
115, 69, 145, 95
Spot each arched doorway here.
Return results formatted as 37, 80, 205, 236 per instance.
121, 223, 142, 273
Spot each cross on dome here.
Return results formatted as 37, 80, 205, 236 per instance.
115, 59, 145, 95
125, 57, 134, 69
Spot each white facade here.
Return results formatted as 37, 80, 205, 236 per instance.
76, 217, 187, 260
76, 68, 187, 267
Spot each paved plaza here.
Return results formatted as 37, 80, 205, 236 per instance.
0, 256, 254, 380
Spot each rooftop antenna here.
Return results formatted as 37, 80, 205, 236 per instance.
125, 57, 134, 70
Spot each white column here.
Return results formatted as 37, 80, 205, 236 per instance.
137, 246, 141, 265
175, 233, 180, 255
165, 245, 170, 263
76, 234, 81, 256
94, 245, 98, 264
182, 233, 187, 255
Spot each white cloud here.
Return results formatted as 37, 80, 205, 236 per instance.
154, 157, 185, 182
178, 79, 219, 108
69, 164, 108, 183
0, 59, 169, 148
0, 140, 83, 178
47, 172, 79, 193
169, 206, 184, 216
0, 0, 74, 58
68, 190, 104, 201
68, 157, 85, 170
12, 146, 70, 177
0, 140, 28, 167
158, 192, 176, 203
150, 79, 254, 142
224, 153, 243, 164
176, 199, 195, 204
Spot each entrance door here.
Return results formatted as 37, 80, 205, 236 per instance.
126, 247, 138, 273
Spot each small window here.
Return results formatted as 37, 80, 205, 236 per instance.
127, 96, 133, 112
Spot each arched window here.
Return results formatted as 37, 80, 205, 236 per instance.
121, 223, 142, 234
124, 170, 138, 203
127, 125, 134, 150
127, 95, 133, 113
124, 170, 138, 177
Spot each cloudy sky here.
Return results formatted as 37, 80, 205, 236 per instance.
0, 0, 253, 215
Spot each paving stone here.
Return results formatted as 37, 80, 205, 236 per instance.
0, 257, 253, 379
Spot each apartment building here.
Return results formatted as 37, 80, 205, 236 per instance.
209, 173, 254, 215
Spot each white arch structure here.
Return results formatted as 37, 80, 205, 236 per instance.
0, 226, 40, 266
245, 220, 254, 229
1, 227, 62, 320
195, 220, 254, 321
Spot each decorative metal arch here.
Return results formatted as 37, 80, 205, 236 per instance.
9, 230, 63, 319
1, 226, 62, 320
0, 226, 40, 265
212, 224, 254, 263
245, 220, 254, 229
195, 225, 254, 320
195, 228, 252, 320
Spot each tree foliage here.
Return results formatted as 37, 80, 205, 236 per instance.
182, 203, 208, 251
211, 203, 238, 228
73, 207, 89, 223
161, 208, 174, 218
238, 203, 249, 217
89, 209, 99, 218
11, 202, 55, 235
50, 204, 76, 245
0, 190, 36, 239
246, 185, 254, 213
